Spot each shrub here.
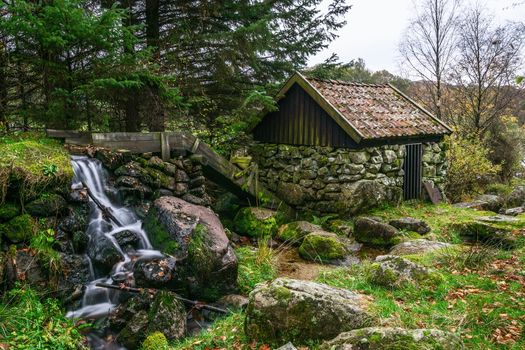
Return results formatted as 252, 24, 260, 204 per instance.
486, 116, 525, 182
141, 331, 168, 350
445, 134, 501, 202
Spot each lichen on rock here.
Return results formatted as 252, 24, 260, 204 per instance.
320, 327, 464, 350
244, 278, 378, 344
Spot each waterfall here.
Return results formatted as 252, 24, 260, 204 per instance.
66, 156, 162, 349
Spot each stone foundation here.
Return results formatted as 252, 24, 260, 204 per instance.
250, 142, 447, 216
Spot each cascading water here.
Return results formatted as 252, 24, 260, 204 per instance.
67, 156, 163, 349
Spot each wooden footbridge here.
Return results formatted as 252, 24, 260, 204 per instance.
46, 129, 285, 210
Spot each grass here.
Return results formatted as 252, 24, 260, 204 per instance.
235, 238, 278, 294
317, 246, 525, 350
176, 202, 525, 350
170, 311, 249, 350
0, 132, 73, 202
0, 286, 87, 349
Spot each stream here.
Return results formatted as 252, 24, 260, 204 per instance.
67, 156, 163, 349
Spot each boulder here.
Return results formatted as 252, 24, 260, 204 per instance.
276, 343, 298, 350
59, 206, 88, 233
452, 200, 488, 210
389, 239, 451, 256
276, 182, 310, 206
133, 257, 180, 288
502, 207, 525, 216
245, 278, 378, 343
320, 327, 464, 350
72, 230, 89, 253
4, 249, 48, 289
277, 221, 323, 245
25, 194, 68, 217
369, 255, 443, 288
57, 254, 92, 300
234, 207, 280, 237
298, 231, 347, 262
112, 291, 186, 349
87, 234, 123, 272
475, 194, 505, 212
0, 202, 20, 222
113, 229, 141, 251
68, 188, 89, 204
354, 217, 405, 246
144, 196, 238, 300
506, 185, 525, 208
0, 214, 36, 243
388, 217, 430, 234
450, 220, 518, 249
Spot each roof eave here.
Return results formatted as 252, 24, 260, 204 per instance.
276, 72, 365, 144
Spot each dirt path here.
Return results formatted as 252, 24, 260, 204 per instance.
275, 247, 333, 280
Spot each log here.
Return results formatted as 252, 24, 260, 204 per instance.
82, 181, 124, 227
95, 282, 228, 314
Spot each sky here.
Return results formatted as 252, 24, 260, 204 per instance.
308, 0, 525, 77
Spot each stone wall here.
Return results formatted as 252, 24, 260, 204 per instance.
95, 150, 209, 212
250, 141, 447, 216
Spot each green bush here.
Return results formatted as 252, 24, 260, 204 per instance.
445, 134, 500, 202
0, 287, 87, 349
141, 331, 168, 350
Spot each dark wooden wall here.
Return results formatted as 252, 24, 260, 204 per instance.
253, 83, 359, 148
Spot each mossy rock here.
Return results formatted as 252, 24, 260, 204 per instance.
354, 217, 402, 247
245, 278, 378, 344
320, 327, 464, 350
0, 134, 74, 202
0, 202, 20, 222
25, 194, 68, 217
234, 207, 280, 237
298, 231, 347, 263
141, 331, 168, 350
0, 214, 36, 243
143, 207, 181, 256
277, 221, 322, 245
368, 255, 444, 289
450, 220, 518, 249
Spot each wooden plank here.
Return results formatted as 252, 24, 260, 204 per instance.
160, 132, 170, 161
92, 132, 160, 142
47, 129, 288, 211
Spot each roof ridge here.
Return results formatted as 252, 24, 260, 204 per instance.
305, 76, 390, 88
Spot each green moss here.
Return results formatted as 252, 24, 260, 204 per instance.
298, 232, 346, 262
234, 207, 279, 237
25, 193, 67, 217
0, 214, 36, 243
0, 132, 73, 202
276, 221, 321, 244
141, 332, 168, 350
272, 286, 292, 301
143, 208, 180, 255
390, 231, 423, 245
0, 202, 20, 222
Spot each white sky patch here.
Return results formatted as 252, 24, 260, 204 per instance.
308, 0, 525, 76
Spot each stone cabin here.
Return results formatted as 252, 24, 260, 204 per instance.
249, 72, 452, 215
